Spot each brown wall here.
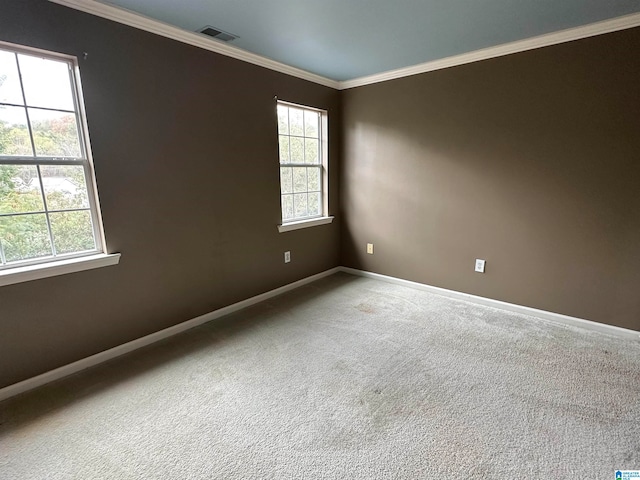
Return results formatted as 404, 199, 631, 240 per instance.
0, 0, 340, 388
341, 28, 640, 330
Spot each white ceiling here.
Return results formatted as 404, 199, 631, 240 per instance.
102, 0, 640, 82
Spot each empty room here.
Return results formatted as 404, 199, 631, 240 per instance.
1, 0, 639, 478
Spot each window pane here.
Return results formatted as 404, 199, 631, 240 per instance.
18, 54, 75, 111
294, 193, 308, 218
290, 137, 304, 163
0, 213, 52, 263
277, 105, 289, 135
280, 167, 292, 194
0, 106, 33, 156
278, 135, 290, 163
304, 110, 318, 138
41, 165, 90, 210
307, 167, 320, 192
281, 194, 294, 220
289, 108, 304, 136
50, 210, 95, 255
0, 165, 44, 214
305, 138, 319, 164
0, 50, 24, 105
308, 192, 321, 216
276, 102, 326, 224
292, 167, 307, 193
29, 108, 81, 157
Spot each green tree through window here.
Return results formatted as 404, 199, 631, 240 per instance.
277, 101, 327, 223
0, 43, 102, 268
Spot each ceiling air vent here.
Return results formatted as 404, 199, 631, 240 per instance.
197, 26, 238, 42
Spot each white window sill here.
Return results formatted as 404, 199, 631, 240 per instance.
278, 216, 334, 233
0, 253, 121, 287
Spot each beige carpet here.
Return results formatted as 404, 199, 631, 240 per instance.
1, 272, 639, 479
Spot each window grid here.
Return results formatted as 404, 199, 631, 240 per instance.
277, 102, 325, 223
34, 164, 57, 257
0, 43, 102, 269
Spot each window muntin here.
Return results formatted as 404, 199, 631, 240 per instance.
0, 42, 104, 270
277, 101, 327, 223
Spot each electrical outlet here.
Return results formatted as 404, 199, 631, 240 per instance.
284, 251, 291, 263
367, 243, 374, 254
475, 259, 486, 273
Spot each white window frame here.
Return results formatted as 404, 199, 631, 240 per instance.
0, 41, 119, 286
276, 100, 333, 233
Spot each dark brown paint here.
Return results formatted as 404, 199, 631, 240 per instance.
341, 28, 640, 331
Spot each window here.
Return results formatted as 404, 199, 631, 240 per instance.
0, 42, 110, 277
277, 101, 332, 232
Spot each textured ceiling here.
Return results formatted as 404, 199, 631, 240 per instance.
103, 0, 640, 81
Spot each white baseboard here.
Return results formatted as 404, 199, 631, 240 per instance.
339, 267, 640, 341
2, 264, 637, 402
0, 267, 340, 402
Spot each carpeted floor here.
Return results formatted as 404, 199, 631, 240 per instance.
1, 272, 639, 479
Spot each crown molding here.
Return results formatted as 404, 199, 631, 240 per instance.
338, 12, 640, 90
47, 0, 340, 89
47, 1, 640, 91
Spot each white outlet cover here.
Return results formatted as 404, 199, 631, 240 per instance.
284, 251, 291, 263
475, 259, 486, 273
